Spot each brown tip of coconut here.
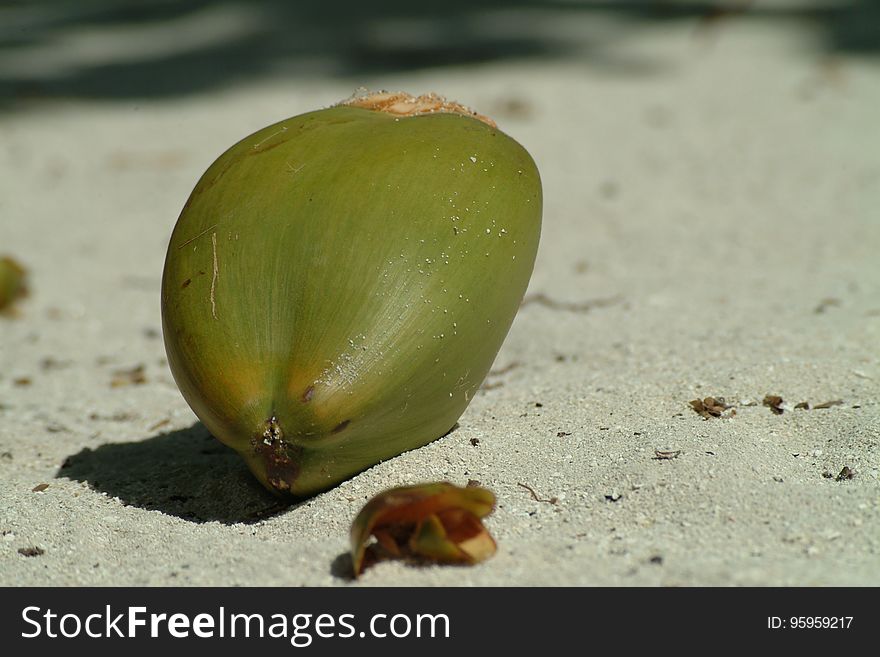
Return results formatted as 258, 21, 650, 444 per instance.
339, 90, 496, 128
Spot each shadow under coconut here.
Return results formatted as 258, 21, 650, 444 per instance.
56, 422, 292, 524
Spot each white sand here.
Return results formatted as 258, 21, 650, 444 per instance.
2, 10, 878, 586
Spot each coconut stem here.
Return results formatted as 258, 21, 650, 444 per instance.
339, 90, 497, 128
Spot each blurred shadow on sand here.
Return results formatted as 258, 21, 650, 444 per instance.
1, 1, 876, 109
57, 422, 292, 524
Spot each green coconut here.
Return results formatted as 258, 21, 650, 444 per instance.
0, 256, 28, 315
161, 92, 542, 497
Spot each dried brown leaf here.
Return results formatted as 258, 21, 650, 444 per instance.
690, 396, 733, 419
763, 395, 784, 415
350, 482, 496, 577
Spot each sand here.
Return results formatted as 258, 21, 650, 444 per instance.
1, 6, 878, 586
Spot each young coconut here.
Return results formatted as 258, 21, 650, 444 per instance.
0, 256, 28, 315
161, 92, 542, 497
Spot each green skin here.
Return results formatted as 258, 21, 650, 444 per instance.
161, 105, 542, 497
0, 257, 27, 312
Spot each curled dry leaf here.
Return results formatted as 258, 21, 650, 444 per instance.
689, 397, 733, 419
762, 394, 785, 415
350, 482, 496, 577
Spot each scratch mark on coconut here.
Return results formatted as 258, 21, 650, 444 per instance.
210, 232, 219, 319
178, 223, 218, 249
252, 126, 289, 151
332, 419, 351, 434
